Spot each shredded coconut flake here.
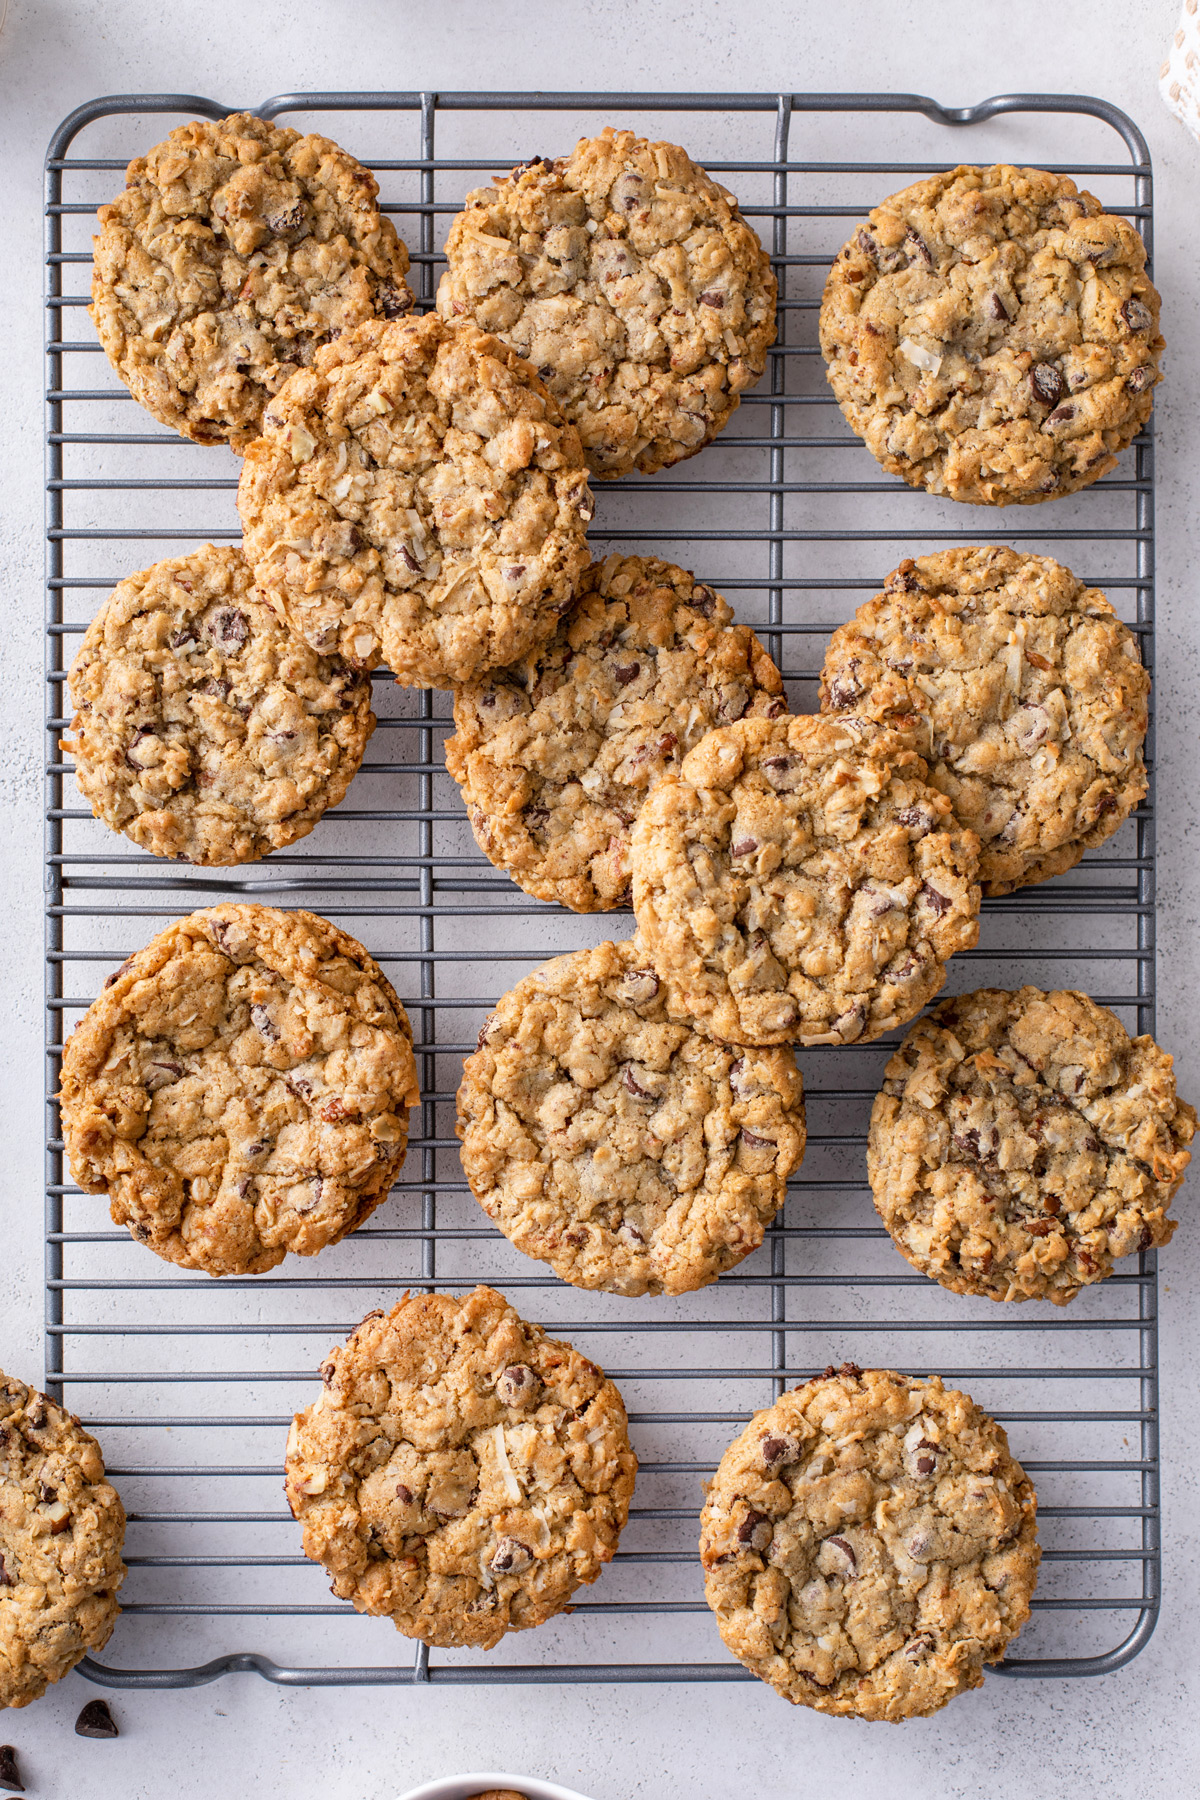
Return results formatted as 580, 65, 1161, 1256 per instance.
492, 1424, 523, 1502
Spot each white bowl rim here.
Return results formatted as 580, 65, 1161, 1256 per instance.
394, 1772, 598, 1800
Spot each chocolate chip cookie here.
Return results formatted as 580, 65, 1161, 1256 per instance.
457, 938, 806, 1296
700, 1364, 1040, 1718
237, 311, 594, 686
445, 554, 784, 912
630, 714, 980, 1047
437, 128, 777, 479
819, 546, 1150, 895
869, 987, 1196, 1305
0, 1374, 126, 1709
285, 1286, 637, 1648
59, 904, 419, 1276
819, 164, 1162, 505
64, 545, 375, 866
91, 112, 412, 450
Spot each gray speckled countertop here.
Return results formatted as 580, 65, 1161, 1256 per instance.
1, 2, 1197, 1794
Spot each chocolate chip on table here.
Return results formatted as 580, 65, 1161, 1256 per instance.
0, 1747, 22, 1793
75, 1698, 120, 1739
74, 1692, 118, 1735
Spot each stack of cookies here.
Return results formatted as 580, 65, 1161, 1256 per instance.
24, 116, 1189, 1721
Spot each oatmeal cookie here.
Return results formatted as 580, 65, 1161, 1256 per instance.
700, 1364, 1040, 1718
0, 1374, 126, 1710
819, 164, 1162, 505
237, 311, 593, 686
64, 546, 375, 866
446, 554, 784, 912
868, 987, 1196, 1304
437, 128, 777, 479
91, 112, 412, 450
457, 939, 805, 1296
630, 714, 980, 1047
285, 1286, 637, 1647
59, 904, 419, 1276
820, 546, 1149, 895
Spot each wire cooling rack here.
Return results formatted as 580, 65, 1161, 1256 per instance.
44, 90, 1160, 1690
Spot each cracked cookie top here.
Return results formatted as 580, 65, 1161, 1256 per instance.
445, 554, 784, 912
700, 1365, 1040, 1718
819, 546, 1149, 895
65, 546, 375, 867
91, 112, 413, 450
437, 128, 777, 479
868, 986, 1196, 1304
819, 164, 1162, 505
285, 1286, 637, 1648
236, 311, 594, 687
59, 904, 419, 1277
457, 938, 806, 1296
0, 1373, 126, 1710
630, 714, 980, 1047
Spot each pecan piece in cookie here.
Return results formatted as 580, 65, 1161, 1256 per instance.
445, 554, 784, 912
819, 545, 1150, 895
868, 986, 1196, 1304
285, 1286, 636, 1647
437, 127, 777, 479
0, 1373, 126, 1709
457, 938, 805, 1297
59, 904, 419, 1276
630, 713, 980, 1047
819, 164, 1161, 505
237, 311, 593, 687
90, 112, 412, 450
700, 1367, 1040, 1718
64, 546, 375, 866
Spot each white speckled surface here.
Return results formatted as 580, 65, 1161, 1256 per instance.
1, 2, 1198, 1794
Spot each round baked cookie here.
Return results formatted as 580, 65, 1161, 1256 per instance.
237, 311, 594, 687
285, 1285, 637, 1648
0, 1373, 126, 1709
445, 554, 785, 912
630, 714, 980, 1048
436, 127, 777, 479
59, 904, 419, 1277
819, 164, 1162, 505
457, 939, 806, 1297
820, 546, 1150, 896
91, 112, 412, 450
699, 1364, 1040, 1718
868, 987, 1196, 1305
64, 546, 375, 867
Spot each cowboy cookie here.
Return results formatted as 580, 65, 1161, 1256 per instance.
820, 165, 1162, 504
457, 939, 806, 1296
285, 1286, 637, 1648
237, 311, 593, 686
820, 546, 1150, 894
0, 1374, 126, 1710
869, 987, 1196, 1304
630, 714, 980, 1047
445, 554, 784, 912
59, 904, 419, 1276
437, 128, 777, 478
65, 546, 375, 866
700, 1365, 1040, 1718
91, 112, 412, 449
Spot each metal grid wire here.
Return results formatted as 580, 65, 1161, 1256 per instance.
44, 90, 1160, 1690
